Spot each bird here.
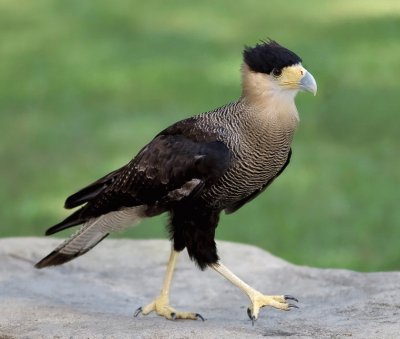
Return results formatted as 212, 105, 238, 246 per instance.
35, 40, 317, 324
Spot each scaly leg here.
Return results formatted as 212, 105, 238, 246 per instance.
211, 262, 298, 325
134, 247, 204, 321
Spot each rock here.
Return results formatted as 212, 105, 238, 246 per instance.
0, 237, 399, 338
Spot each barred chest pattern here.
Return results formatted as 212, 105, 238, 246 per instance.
194, 101, 298, 209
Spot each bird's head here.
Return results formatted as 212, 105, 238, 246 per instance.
241, 40, 317, 104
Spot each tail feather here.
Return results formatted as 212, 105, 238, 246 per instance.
35, 233, 109, 268
35, 206, 146, 268
35, 216, 111, 268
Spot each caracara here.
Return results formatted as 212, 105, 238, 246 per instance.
35, 40, 317, 324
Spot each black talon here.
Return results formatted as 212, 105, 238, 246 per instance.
247, 307, 252, 320
133, 307, 142, 317
288, 303, 299, 309
246, 308, 256, 326
196, 313, 205, 321
284, 295, 299, 303
170, 312, 177, 320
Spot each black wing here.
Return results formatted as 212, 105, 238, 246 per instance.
45, 127, 231, 235
225, 149, 292, 214
64, 167, 124, 209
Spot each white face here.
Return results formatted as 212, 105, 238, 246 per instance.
241, 63, 317, 104
270, 63, 317, 96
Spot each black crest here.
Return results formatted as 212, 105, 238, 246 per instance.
243, 40, 302, 74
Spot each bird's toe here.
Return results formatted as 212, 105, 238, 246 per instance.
133, 306, 143, 317
284, 295, 299, 303
195, 313, 205, 321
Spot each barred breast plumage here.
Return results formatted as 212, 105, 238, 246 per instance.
193, 100, 297, 209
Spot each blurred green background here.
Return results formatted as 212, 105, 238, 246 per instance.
1, 0, 399, 271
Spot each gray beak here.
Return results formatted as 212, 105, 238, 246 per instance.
300, 70, 317, 96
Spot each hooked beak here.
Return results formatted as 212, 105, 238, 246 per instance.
299, 70, 317, 95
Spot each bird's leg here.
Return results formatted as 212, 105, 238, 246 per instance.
211, 262, 298, 324
134, 247, 204, 321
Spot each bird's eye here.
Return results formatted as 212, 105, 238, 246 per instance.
272, 68, 282, 77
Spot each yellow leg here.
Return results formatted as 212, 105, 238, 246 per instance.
134, 247, 204, 321
211, 262, 298, 324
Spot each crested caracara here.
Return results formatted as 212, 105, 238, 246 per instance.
35, 40, 317, 324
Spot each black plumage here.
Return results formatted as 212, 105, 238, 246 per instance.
243, 40, 302, 74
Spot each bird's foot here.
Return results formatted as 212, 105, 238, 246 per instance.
134, 295, 204, 321
247, 294, 298, 325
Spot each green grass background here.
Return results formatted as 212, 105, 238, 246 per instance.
1, 0, 399, 271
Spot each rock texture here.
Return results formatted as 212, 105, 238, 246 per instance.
0, 237, 399, 338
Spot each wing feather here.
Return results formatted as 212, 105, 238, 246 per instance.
43, 132, 231, 235
36, 119, 232, 268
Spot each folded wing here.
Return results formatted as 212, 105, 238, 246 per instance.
35, 132, 231, 268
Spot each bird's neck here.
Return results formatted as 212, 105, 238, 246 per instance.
239, 67, 299, 134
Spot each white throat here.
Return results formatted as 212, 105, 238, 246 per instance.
241, 65, 300, 123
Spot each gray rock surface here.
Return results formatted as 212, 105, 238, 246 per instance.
0, 237, 399, 338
